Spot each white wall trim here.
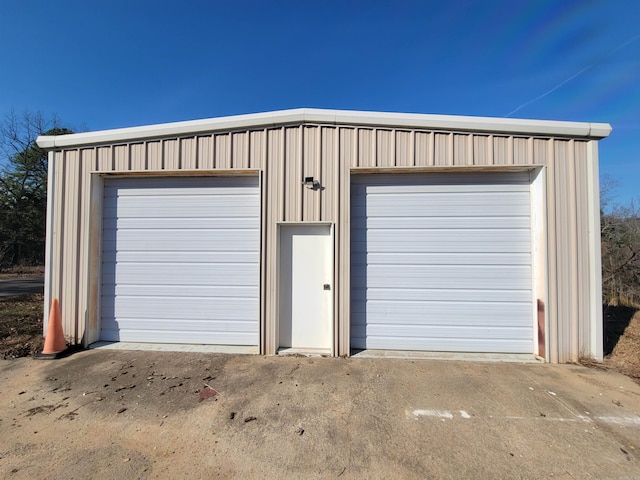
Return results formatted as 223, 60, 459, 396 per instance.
36, 109, 612, 149
586, 141, 604, 360
43, 151, 55, 335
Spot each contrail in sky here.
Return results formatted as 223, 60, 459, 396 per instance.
505, 33, 640, 118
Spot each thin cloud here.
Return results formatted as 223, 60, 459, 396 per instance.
505, 33, 640, 118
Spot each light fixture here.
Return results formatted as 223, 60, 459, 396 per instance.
302, 176, 319, 189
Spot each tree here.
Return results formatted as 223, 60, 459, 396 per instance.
0, 111, 72, 268
600, 176, 640, 306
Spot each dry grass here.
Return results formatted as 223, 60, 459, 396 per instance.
0, 293, 44, 359
0, 265, 44, 279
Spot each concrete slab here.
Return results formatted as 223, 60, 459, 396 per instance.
90, 341, 259, 355
1, 351, 639, 478
351, 349, 543, 363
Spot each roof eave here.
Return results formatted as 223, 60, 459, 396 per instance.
36, 108, 612, 149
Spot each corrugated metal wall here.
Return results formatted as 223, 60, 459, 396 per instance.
46, 124, 600, 362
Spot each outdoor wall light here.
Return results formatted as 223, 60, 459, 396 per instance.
302, 176, 320, 189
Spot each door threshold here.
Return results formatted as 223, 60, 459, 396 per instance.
277, 347, 331, 357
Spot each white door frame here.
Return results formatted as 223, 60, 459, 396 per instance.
276, 222, 334, 355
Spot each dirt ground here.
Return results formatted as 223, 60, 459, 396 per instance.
2, 350, 640, 479
0, 294, 43, 360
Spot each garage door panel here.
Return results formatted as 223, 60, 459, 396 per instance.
358, 336, 532, 353
363, 229, 531, 247
102, 297, 258, 321
102, 231, 258, 252
364, 324, 533, 339
103, 217, 258, 230
351, 287, 531, 303
351, 241, 528, 255
351, 302, 532, 324
101, 262, 258, 283
101, 176, 260, 346
353, 266, 532, 290
351, 252, 531, 266
351, 216, 531, 230
103, 251, 257, 264
108, 284, 258, 298
100, 328, 258, 344
351, 172, 533, 354
351, 203, 527, 218
104, 198, 258, 216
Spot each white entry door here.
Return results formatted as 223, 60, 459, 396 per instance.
279, 225, 333, 352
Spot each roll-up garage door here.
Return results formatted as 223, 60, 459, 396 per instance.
100, 176, 260, 345
351, 172, 533, 353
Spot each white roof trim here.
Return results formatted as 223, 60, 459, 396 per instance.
36, 108, 612, 149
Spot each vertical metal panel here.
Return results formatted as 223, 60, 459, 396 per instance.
434, 133, 451, 166
473, 135, 490, 165
181, 137, 197, 170
395, 130, 412, 167
62, 150, 80, 342
215, 133, 231, 169
541, 138, 558, 362
76, 149, 93, 343
147, 141, 163, 170
97, 146, 112, 171
115, 145, 129, 171
376, 130, 394, 167
513, 137, 530, 165
264, 127, 284, 353
232, 132, 248, 169
43, 151, 56, 335
554, 140, 577, 361
493, 136, 509, 165
338, 127, 355, 355
453, 134, 470, 166
249, 130, 264, 169
198, 136, 214, 169
283, 127, 302, 221
414, 131, 433, 167
302, 126, 319, 222
131, 143, 146, 170
321, 127, 337, 222
574, 141, 589, 353
358, 129, 374, 167
586, 140, 604, 360
164, 139, 180, 170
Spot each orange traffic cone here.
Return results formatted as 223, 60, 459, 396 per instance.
35, 298, 68, 359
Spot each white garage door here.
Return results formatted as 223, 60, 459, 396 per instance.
101, 176, 260, 345
351, 172, 533, 353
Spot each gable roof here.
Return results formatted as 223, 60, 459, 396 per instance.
36, 108, 612, 149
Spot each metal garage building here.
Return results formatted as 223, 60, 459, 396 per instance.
36, 108, 611, 362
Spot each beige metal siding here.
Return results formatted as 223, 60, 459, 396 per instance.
46, 122, 599, 362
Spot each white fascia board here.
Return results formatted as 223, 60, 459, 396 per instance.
36, 108, 612, 149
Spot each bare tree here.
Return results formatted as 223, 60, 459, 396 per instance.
0, 110, 72, 268
601, 179, 640, 306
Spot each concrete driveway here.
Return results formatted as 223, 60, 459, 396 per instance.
1, 351, 639, 479
0, 276, 44, 299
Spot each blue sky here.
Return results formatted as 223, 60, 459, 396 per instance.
1, 0, 638, 205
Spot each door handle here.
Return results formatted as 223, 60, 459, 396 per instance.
323, 284, 331, 290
